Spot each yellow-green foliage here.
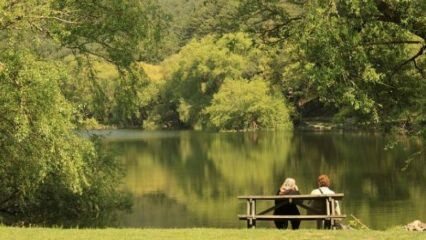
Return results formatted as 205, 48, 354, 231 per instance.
62, 55, 119, 81
0, 227, 423, 240
204, 79, 292, 130
153, 32, 290, 130
61, 55, 165, 127
93, 61, 120, 81
140, 62, 164, 82
0, 50, 129, 226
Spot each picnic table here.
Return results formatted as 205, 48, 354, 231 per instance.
238, 194, 346, 229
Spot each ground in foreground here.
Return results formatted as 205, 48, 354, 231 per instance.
0, 227, 423, 240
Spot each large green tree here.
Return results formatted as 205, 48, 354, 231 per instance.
0, 0, 164, 226
0, 50, 131, 226
230, 0, 425, 131
0, 0, 168, 127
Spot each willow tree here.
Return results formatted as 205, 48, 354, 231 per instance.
0, 0, 164, 226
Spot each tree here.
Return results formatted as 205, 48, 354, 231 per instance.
232, 0, 425, 131
150, 33, 277, 129
0, 50, 130, 226
111, 64, 153, 127
182, 0, 240, 39
204, 79, 292, 130
1, 0, 169, 127
0, 0, 165, 226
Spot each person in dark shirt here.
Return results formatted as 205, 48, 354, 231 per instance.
273, 178, 301, 229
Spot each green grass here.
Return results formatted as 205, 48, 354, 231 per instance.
0, 227, 423, 240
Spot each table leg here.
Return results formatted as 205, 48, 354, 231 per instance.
325, 198, 331, 229
330, 197, 335, 229
251, 199, 256, 229
246, 199, 252, 228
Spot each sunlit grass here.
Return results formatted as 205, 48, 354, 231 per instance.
0, 227, 422, 240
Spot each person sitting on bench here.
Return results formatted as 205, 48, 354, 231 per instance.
309, 174, 341, 229
273, 178, 301, 230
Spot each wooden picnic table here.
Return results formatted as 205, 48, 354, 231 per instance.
238, 194, 346, 229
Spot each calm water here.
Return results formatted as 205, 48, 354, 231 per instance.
98, 130, 425, 229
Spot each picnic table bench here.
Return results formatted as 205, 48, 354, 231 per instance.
238, 194, 346, 229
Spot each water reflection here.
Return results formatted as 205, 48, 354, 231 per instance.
99, 130, 425, 229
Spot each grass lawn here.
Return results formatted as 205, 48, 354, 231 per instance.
0, 227, 423, 240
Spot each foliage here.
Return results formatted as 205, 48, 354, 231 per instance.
0, 50, 129, 226
183, 0, 241, 39
204, 79, 292, 130
0, 0, 166, 66
150, 33, 286, 130
111, 65, 150, 127
229, 0, 426, 131
292, 0, 425, 125
50, 0, 167, 66
0, 0, 169, 128
0, 0, 170, 226
0, 51, 83, 206
59, 57, 116, 125
28, 137, 132, 226
154, 0, 202, 58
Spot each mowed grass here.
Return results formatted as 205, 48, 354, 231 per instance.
0, 227, 423, 240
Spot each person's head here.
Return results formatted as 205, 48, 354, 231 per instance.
317, 174, 330, 187
280, 178, 298, 192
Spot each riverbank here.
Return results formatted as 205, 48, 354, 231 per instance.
0, 227, 423, 240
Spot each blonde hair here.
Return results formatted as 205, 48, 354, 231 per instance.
280, 178, 298, 192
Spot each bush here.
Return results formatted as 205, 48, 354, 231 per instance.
204, 79, 292, 131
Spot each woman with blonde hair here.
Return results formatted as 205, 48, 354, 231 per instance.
273, 178, 301, 229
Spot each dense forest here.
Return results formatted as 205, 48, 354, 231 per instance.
0, 0, 425, 226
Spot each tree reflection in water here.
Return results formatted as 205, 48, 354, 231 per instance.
102, 130, 425, 229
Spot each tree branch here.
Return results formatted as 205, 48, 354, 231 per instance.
362, 40, 423, 46
413, 59, 426, 78
397, 45, 426, 69
0, 189, 19, 207
391, 45, 426, 77
66, 45, 115, 65
27, 21, 54, 39
26, 16, 79, 24
374, 0, 426, 40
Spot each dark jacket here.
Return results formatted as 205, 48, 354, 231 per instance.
273, 189, 301, 216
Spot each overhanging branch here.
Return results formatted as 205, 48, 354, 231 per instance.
397, 45, 426, 69
26, 16, 79, 24
362, 40, 423, 46
413, 59, 425, 78
391, 45, 426, 77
